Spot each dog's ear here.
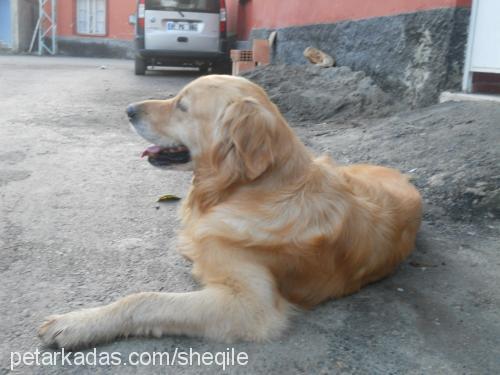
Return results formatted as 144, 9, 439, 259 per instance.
191, 98, 279, 211
212, 97, 275, 182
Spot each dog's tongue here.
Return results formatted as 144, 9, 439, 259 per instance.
141, 145, 163, 158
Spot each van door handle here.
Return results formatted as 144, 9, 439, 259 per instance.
177, 37, 188, 43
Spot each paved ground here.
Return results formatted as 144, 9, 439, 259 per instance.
0, 56, 499, 374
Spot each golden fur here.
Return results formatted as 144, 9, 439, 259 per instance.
38, 75, 422, 348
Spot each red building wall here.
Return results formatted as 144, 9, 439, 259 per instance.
238, 0, 472, 39
55, 1, 472, 43
56, 0, 239, 41
57, 0, 137, 40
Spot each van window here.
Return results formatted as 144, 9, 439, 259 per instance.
145, 0, 219, 13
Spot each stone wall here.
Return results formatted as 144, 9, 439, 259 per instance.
250, 8, 470, 108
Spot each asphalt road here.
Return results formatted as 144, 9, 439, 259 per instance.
0, 56, 498, 374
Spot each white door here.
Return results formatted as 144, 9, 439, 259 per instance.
462, 0, 500, 91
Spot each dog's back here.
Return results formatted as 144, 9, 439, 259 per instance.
337, 164, 422, 281
256, 160, 422, 308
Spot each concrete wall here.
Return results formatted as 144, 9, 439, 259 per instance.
57, 36, 134, 59
250, 7, 471, 108
10, 0, 37, 52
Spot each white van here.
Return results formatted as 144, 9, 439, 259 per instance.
134, 0, 233, 75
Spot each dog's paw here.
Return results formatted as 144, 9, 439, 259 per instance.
38, 311, 97, 349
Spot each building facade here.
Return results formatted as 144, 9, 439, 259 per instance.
55, 0, 240, 58
6, 1, 494, 101
56, 0, 137, 58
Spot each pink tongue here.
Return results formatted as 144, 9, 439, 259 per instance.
141, 145, 163, 158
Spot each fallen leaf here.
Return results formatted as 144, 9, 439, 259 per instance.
158, 194, 181, 202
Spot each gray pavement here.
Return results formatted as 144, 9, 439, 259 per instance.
0, 56, 499, 374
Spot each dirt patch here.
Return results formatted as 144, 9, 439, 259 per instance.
243, 65, 403, 123
300, 101, 500, 223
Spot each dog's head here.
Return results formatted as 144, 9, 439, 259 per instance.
127, 75, 287, 180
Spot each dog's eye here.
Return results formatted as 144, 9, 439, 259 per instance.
177, 100, 188, 112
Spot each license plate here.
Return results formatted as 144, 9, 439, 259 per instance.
166, 21, 198, 32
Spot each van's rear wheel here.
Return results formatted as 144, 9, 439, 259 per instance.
198, 64, 209, 74
135, 57, 147, 75
212, 60, 231, 74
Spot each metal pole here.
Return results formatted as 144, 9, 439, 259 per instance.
36, 0, 57, 55
29, 17, 41, 53
37, 0, 43, 55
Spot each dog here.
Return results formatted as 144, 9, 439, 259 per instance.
38, 75, 422, 348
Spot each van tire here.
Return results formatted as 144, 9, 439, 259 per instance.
212, 61, 231, 74
135, 57, 147, 75
199, 64, 209, 75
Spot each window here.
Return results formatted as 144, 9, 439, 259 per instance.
146, 0, 219, 13
76, 0, 106, 35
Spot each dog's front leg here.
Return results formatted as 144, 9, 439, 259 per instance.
38, 266, 291, 349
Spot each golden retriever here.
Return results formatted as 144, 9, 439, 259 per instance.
38, 75, 422, 348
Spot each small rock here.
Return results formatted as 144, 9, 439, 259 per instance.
428, 173, 447, 187
397, 288, 404, 292
465, 187, 486, 197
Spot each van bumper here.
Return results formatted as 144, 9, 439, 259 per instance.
135, 37, 229, 63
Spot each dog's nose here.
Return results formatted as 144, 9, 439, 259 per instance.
126, 104, 137, 119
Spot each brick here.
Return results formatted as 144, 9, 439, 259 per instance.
232, 61, 256, 75
230, 49, 253, 62
252, 39, 270, 65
